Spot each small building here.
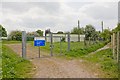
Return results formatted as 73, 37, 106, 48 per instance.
45, 33, 85, 42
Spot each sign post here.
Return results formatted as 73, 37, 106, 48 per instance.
34, 37, 45, 58
39, 46, 40, 58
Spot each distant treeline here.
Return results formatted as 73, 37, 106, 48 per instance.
1, 23, 120, 41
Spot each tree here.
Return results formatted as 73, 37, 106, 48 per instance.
100, 29, 112, 41
36, 30, 43, 36
8, 31, 22, 41
0, 25, 7, 37
71, 27, 84, 34
27, 32, 39, 41
112, 23, 120, 32
85, 24, 96, 39
57, 31, 64, 34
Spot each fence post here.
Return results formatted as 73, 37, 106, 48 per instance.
50, 32, 53, 56
67, 32, 70, 51
117, 32, 120, 62
60, 37, 62, 55
118, 1, 120, 80
113, 33, 117, 60
111, 35, 113, 49
22, 31, 26, 59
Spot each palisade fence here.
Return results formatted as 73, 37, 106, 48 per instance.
111, 32, 120, 62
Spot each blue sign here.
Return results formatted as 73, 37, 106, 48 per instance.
34, 40, 45, 46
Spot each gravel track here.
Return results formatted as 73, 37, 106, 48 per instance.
7, 44, 97, 78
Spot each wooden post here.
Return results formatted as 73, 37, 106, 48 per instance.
111, 35, 113, 49
117, 32, 120, 62
113, 33, 117, 60
118, 2, 120, 80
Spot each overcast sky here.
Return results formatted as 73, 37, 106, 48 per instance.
1, 0, 119, 35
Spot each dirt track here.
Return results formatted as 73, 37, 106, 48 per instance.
7, 43, 98, 78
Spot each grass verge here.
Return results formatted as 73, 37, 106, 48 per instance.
2, 45, 34, 78
81, 48, 118, 78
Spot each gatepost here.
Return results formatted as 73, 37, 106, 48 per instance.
50, 32, 53, 56
67, 32, 70, 51
60, 37, 62, 55
22, 31, 26, 59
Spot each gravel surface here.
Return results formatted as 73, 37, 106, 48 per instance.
7, 44, 97, 78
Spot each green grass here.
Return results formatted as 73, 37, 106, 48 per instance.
66, 41, 108, 57
2, 45, 33, 78
0, 41, 2, 79
31, 41, 108, 60
30, 41, 85, 55
42, 42, 85, 53
30, 41, 108, 58
81, 48, 118, 78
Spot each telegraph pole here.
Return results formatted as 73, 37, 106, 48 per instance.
78, 20, 80, 42
101, 21, 104, 32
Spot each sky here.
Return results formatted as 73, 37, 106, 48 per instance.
0, 0, 119, 35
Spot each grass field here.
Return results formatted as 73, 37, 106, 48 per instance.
2, 44, 33, 78
30, 41, 108, 58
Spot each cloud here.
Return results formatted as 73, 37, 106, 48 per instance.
2, 0, 120, 2
1, 2, 118, 34
79, 2, 118, 20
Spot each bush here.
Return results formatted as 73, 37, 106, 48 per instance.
8, 31, 22, 41
61, 37, 65, 42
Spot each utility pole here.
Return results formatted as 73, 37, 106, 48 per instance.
101, 21, 104, 32
78, 20, 80, 42
119, 1, 120, 24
